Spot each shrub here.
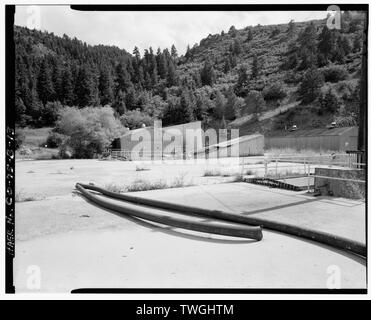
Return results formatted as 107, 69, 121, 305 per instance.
319, 89, 340, 113
263, 82, 287, 100
244, 90, 266, 116
322, 66, 348, 83
284, 70, 302, 84
46, 131, 67, 148
41, 101, 64, 126
56, 106, 125, 159
298, 68, 324, 104
120, 109, 153, 130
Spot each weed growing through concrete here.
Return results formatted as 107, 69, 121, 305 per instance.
135, 165, 150, 172
105, 183, 125, 193
203, 169, 222, 177
15, 191, 41, 202
245, 169, 256, 175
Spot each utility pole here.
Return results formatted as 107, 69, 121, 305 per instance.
358, 10, 368, 165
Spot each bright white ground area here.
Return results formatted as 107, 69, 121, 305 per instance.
14, 159, 366, 292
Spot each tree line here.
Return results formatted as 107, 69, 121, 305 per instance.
15, 12, 364, 132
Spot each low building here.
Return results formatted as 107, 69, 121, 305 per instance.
265, 126, 358, 152
112, 121, 203, 160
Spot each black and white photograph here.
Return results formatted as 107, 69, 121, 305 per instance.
4, 2, 368, 296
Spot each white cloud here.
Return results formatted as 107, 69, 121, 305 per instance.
14, 6, 327, 55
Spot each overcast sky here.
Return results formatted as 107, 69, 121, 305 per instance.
14, 6, 327, 55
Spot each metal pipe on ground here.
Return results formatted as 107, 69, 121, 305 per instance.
75, 183, 263, 241
77, 183, 366, 257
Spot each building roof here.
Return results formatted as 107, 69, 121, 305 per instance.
194, 134, 263, 154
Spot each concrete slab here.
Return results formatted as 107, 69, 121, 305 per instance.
14, 196, 366, 292
14, 160, 366, 292
131, 183, 366, 244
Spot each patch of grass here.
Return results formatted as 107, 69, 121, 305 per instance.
20, 127, 53, 147
268, 169, 305, 178
105, 183, 125, 193
106, 173, 193, 193
135, 165, 150, 171
232, 172, 245, 182
170, 172, 188, 188
16, 147, 59, 160
245, 169, 256, 175
15, 191, 40, 202
203, 169, 221, 177
126, 179, 168, 192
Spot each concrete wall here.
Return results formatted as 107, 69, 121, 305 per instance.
314, 167, 365, 199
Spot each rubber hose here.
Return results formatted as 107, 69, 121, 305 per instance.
75, 183, 263, 241
77, 183, 365, 257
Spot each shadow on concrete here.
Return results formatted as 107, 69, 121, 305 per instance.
240, 198, 321, 216
266, 229, 366, 266
74, 191, 256, 245
234, 183, 365, 208
73, 189, 366, 262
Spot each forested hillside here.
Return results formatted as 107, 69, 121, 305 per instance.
15, 11, 365, 135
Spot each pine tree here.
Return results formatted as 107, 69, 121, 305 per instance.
167, 60, 178, 87
299, 68, 324, 104
74, 65, 96, 107
318, 25, 334, 63
112, 89, 127, 115
156, 49, 167, 79
235, 65, 249, 97
171, 44, 178, 60
29, 88, 44, 125
15, 97, 27, 125
99, 68, 114, 105
287, 20, 296, 37
200, 59, 216, 86
185, 45, 191, 60
151, 66, 158, 86
52, 59, 63, 102
125, 86, 138, 110
213, 90, 226, 120
180, 89, 195, 122
298, 22, 318, 69
133, 46, 141, 60
229, 25, 237, 37
223, 58, 231, 73
37, 59, 55, 104
61, 66, 74, 105
320, 89, 339, 113
245, 90, 265, 117
115, 62, 132, 94
247, 29, 253, 41
233, 38, 242, 55
224, 87, 238, 120
251, 54, 259, 79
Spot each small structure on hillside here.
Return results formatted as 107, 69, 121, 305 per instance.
265, 126, 358, 152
